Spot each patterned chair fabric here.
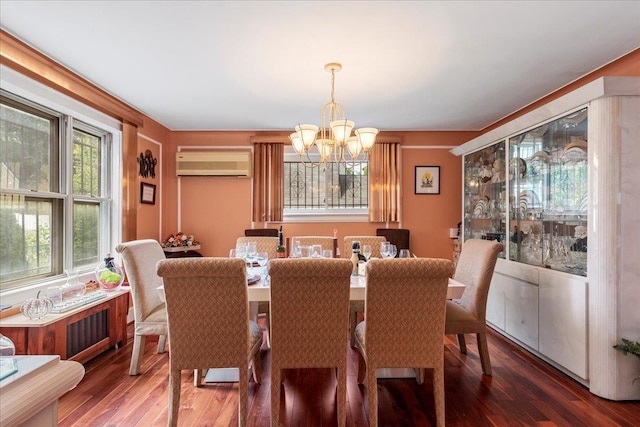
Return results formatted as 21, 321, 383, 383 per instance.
354, 258, 455, 427
445, 239, 503, 376
289, 235, 337, 257
268, 258, 352, 427
343, 235, 387, 347
115, 239, 168, 375
236, 236, 279, 260
343, 235, 386, 259
156, 257, 263, 427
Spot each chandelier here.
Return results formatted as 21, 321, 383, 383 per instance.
289, 62, 379, 166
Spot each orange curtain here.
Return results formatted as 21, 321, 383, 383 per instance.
252, 142, 284, 223
368, 141, 400, 222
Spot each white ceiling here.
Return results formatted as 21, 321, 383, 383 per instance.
1, 1, 639, 132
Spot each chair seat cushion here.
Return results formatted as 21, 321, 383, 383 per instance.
249, 320, 263, 349
445, 300, 484, 333
135, 304, 168, 335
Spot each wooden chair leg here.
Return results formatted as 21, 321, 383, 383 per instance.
271, 367, 282, 427
194, 368, 204, 387
239, 366, 248, 427
157, 334, 167, 353
367, 368, 378, 427
337, 365, 347, 427
433, 365, 445, 427
456, 333, 467, 354
477, 332, 492, 376
168, 368, 181, 427
129, 334, 146, 375
251, 350, 262, 384
356, 349, 366, 384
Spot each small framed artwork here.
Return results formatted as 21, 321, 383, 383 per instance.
140, 182, 156, 204
415, 166, 440, 195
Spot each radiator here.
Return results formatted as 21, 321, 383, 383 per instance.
67, 309, 109, 358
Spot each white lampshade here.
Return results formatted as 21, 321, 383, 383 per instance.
289, 132, 305, 155
356, 127, 379, 152
330, 119, 354, 145
316, 138, 333, 161
295, 124, 319, 149
346, 136, 363, 158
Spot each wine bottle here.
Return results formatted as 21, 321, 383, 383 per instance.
276, 226, 286, 258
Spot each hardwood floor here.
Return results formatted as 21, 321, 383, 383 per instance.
58, 324, 640, 426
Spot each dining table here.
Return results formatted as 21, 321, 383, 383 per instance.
156, 271, 466, 382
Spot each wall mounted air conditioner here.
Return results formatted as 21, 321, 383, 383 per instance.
175, 151, 252, 177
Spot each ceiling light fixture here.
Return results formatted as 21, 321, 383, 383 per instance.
289, 62, 379, 166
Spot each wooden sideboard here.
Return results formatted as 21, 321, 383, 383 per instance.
0, 289, 129, 364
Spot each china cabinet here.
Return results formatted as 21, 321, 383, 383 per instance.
452, 76, 640, 400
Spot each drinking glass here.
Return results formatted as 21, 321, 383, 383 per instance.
235, 242, 247, 260
399, 249, 411, 258
389, 244, 398, 258
380, 242, 390, 258
311, 244, 323, 258
361, 244, 372, 261
255, 252, 268, 280
322, 249, 333, 258
246, 241, 257, 262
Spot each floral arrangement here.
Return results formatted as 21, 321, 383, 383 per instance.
161, 232, 199, 248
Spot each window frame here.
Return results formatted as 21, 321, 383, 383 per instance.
0, 82, 122, 294
282, 147, 369, 223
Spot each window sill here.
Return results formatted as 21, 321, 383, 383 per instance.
283, 210, 369, 223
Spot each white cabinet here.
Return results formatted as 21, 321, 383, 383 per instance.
453, 77, 640, 396
539, 269, 588, 380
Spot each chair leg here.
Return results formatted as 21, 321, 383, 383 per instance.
433, 365, 445, 427
251, 349, 262, 384
238, 366, 248, 427
350, 308, 358, 348
157, 334, 167, 353
456, 334, 467, 354
271, 367, 282, 427
367, 368, 378, 427
168, 368, 181, 427
337, 365, 347, 427
194, 368, 204, 387
477, 332, 492, 376
416, 368, 425, 385
356, 349, 366, 384
129, 334, 146, 375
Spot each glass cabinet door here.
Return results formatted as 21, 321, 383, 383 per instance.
463, 141, 506, 257
508, 108, 588, 276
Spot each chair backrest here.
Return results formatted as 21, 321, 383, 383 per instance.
343, 236, 387, 259
156, 257, 250, 370
115, 239, 166, 323
268, 258, 352, 366
236, 236, 279, 259
376, 228, 410, 252
364, 258, 454, 367
244, 228, 279, 237
454, 239, 503, 322
289, 236, 337, 257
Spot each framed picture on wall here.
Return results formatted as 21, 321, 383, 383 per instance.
140, 182, 156, 204
415, 166, 440, 195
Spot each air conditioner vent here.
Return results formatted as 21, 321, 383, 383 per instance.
175, 151, 251, 177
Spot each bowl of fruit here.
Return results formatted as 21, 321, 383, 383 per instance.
95, 254, 124, 291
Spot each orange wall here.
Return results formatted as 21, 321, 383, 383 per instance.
162, 130, 476, 260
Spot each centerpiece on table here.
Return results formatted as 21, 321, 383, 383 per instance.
161, 232, 200, 252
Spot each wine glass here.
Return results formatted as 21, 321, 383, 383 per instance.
389, 244, 398, 258
246, 241, 258, 273
380, 242, 390, 259
361, 244, 372, 261
255, 252, 268, 281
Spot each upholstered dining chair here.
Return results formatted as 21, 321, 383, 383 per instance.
156, 257, 263, 427
354, 258, 455, 427
343, 235, 387, 347
268, 258, 352, 427
445, 238, 503, 376
115, 239, 168, 376
236, 236, 279, 260
289, 235, 338, 257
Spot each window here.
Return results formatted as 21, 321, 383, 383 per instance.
283, 149, 369, 218
0, 91, 114, 290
